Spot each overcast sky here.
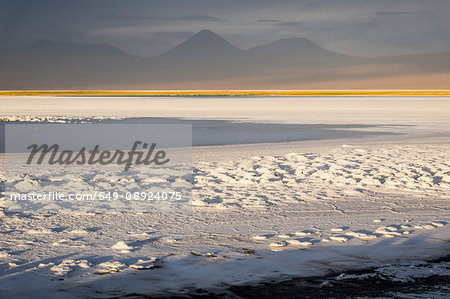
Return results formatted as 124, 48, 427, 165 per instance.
1, 0, 450, 57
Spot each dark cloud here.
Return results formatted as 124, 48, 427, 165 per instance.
32, 31, 91, 40
376, 11, 422, 16
0, 0, 449, 57
74, 15, 162, 20
153, 31, 196, 39
175, 15, 225, 22
256, 19, 281, 23
275, 21, 303, 27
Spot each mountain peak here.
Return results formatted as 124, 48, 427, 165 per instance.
246, 36, 350, 65
156, 29, 244, 61
274, 37, 316, 46
279, 37, 312, 42
194, 29, 219, 37
182, 30, 237, 48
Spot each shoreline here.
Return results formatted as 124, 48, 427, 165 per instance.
1, 89, 450, 97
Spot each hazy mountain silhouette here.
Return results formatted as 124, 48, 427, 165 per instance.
247, 38, 357, 65
154, 30, 245, 66
1, 30, 449, 89
1, 39, 143, 70
0, 39, 145, 89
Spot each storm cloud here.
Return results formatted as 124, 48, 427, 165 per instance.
1, 0, 449, 57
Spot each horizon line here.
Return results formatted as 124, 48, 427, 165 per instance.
1, 90, 450, 97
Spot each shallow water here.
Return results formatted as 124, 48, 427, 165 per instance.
108, 118, 403, 146
1, 117, 401, 148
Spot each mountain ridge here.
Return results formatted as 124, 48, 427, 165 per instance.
0, 30, 449, 89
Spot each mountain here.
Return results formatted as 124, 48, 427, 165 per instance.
0, 39, 145, 89
247, 37, 357, 66
0, 30, 449, 89
154, 30, 245, 66
1, 39, 143, 70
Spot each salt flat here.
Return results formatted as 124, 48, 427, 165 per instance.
1, 96, 449, 126
0, 96, 449, 297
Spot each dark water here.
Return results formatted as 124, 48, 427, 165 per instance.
120, 118, 401, 146
204, 255, 450, 298
0, 117, 403, 150
101, 255, 450, 298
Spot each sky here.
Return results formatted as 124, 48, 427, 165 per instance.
1, 0, 450, 57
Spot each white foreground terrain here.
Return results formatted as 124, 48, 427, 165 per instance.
0, 96, 449, 297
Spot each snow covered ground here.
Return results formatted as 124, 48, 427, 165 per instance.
0, 96, 449, 297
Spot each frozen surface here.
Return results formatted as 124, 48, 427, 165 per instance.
0, 96, 449, 297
